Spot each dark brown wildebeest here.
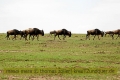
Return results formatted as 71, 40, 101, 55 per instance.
49, 30, 56, 36
111, 29, 120, 39
24, 28, 33, 40
17, 30, 29, 40
104, 31, 114, 37
6, 29, 21, 40
32, 28, 44, 40
54, 29, 71, 40
24, 28, 44, 41
86, 29, 104, 40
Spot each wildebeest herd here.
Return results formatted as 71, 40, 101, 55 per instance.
6, 28, 120, 40
6, 28, 44, 41
86, 29, 120, 40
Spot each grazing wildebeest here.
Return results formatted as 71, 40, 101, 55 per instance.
6, 29, 21, 40
104, 31, 114, 37
111, 29, 120, 39
86, 29, 104, 40
54, 29, 71, 40
24, 28, 44, 41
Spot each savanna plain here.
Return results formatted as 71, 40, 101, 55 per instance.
0, 33, 120, 80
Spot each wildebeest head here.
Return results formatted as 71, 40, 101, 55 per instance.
41, 30, 44, 36
101, 31, 104, 37
68, 31, 71, 37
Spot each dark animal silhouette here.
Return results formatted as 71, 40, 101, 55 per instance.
24, 28, 44, 41
86, 29, 104, 40
19, 30, 26, 40
105, 31, 114, 37
6, 29, 21, 40
49, 30, 56, 36
54, 29, 71, 40
111, 29, 120, 39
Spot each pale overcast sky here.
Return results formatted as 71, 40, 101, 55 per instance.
0, 0, 120, 33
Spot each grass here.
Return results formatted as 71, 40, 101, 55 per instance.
0, 33, 120, 80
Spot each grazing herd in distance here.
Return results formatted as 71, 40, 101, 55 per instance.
5, 28, 120, 40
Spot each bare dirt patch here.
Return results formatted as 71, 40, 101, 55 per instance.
0, 50, 32, 53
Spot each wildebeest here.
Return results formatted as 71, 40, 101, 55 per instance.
86, 29, 104, 40
24, 28, 44, 41
104, 31, 114, 37
111, 29, 120, 39
49, 30, 56, 36
19, 30, 26, 40
54, 29, 71, 40
6, 29, 21, 40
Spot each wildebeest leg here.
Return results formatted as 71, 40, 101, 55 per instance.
93, 35, 96, 40
14, 35, 17, 40
20, 35, 23, 40
12, 35, 14, 40
54, 34, 57, 40
109, 34, 111, 37
7, 36, 9, 40
58, 35, 61, 40
116, 34, 120, 39
25, 34, 28, 41
20, 34, 25, 40
32, 35, 34, 41
6, 35, 10, 40
89, 35, 90, 40
12, 35, 16, 40
86, 34, 90, 40
31, 35, 37, 41
8, 36, 10, 40
112, 34, 114, 39
32, 35, 36, 41
29, 35, 31, 40
63, 35, 66, 40
98, 35, 100, 40
88, 35, 90, 40
36, 35, 39, 41
29, 34, 31, 40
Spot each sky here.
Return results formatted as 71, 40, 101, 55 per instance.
0, 0, 120, 33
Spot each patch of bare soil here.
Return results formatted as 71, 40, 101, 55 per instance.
5, 75, 81, 80
0, 70, 2, 74
0, 50, 32, 53
46, 40, 54, 42
29, 76, 80, 80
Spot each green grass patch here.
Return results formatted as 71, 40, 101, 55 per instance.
0, 33, 120, 80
